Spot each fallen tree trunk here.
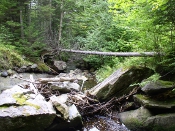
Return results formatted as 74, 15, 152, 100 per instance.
38, 76, 87, 83
60, 49, 162, 57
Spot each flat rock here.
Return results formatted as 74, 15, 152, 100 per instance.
0, 85, 56, 131
134, 94, 175, 109
141, 80, 175, 95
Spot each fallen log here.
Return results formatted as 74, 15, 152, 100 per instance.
60, 49, 162, 57
38, 76, 87, 83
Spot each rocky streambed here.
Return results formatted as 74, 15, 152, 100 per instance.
1, 66, 175, 131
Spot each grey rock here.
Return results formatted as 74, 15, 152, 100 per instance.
89, 67, 154, 101
54, 61, 67, 71
141, 80, 174, 95
1, 71, 8, 77
68, 82, 80, 91
0, 85, 56, 131
50, 95, 69, 120
31, 64, 38, 69
118, 107, 152, 131
134, 94, 175, 109
47, 95, 83, 131
145, 113, 175, 131
50, 82, 71, 93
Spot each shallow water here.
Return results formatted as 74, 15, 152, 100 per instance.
82, 115, 130, 131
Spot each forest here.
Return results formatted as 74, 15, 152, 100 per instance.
0, 0, 175, 80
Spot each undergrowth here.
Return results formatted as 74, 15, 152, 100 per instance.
96, 57, 158, 82
0, 43, 31, 69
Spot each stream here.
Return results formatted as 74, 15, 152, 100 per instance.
0, 72, 130, 131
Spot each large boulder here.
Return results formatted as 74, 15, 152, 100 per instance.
119, 107, 175, 131
0, 85, 56, 131
118, 107, 152, 131
145, 113, 175, 131
89, 66, 154, 101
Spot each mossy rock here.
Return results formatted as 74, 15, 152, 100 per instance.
141, 80, 175, 95
134, 94, 175, 109
37, 62, 50, 72
89, 66, 154, 101
118, 107, 152, 131
145, 113, 175, 131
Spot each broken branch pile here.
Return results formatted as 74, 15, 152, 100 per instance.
16, 75, 139, 116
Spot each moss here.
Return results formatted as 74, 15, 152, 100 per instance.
124, 118, 144, 130
0, 105, 9, 109
37, 62, 50, 72
0, 44, 31, 69
13, 93, 40, 110
158, 80, 174, 87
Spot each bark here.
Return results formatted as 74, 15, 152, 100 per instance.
38, 76, 87, 83
59, 49, 162, 57
20, 6, 24, 39
58, 0, 64, 47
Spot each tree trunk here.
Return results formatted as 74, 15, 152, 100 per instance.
59, 49, 162, 57
58, 0, 64, 48
20, 6, 24, 39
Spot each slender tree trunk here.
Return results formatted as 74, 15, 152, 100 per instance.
59, 49, 162, 57
20, 6, 24, 39
58, 0, 64, 48
49, 0, 52, 31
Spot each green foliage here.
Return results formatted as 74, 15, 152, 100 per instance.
0, 43, 31, 69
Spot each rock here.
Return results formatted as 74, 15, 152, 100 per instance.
50, 82, 71, 93
7, 69, 15, 76
47, 95, 83, 131
54, 61, 67, 71
50, 95, 69, 120
1, 71, 8, 77
118, 107, 152, 131
68, 104, 82, 127
134, 94, 175, 109
19, 65, 28, 72
141, 80, 175, 95
89, 67, 154, 101
50, 81, 81, 92
145, 113, 175, 131
0, 85, 56, 131
31, 64, 38, 69
68, 82, 80, 91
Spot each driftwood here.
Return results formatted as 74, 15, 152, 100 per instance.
68, 86, 139, 116
60, 49, 162, 57
16, 75, 139, 116
38, 76, 87, 83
